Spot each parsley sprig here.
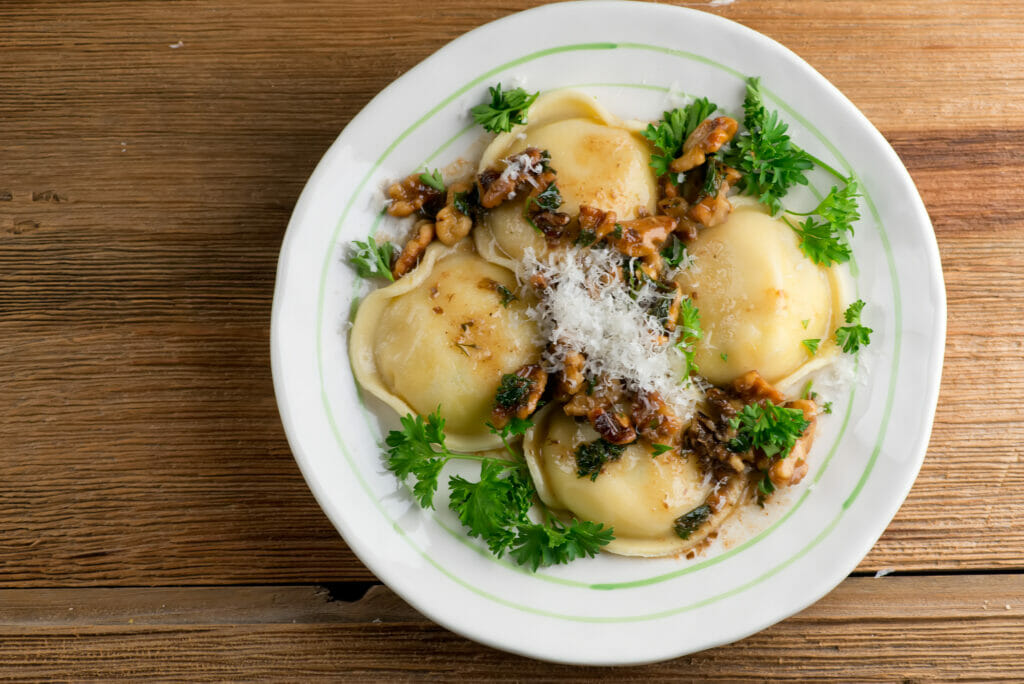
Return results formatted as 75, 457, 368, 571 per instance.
348, 236, 394, 281
784, 179, 861, 266
471, 84, 540, 134
728, 402, 810, 460
674, 297, 703, 382
384, 409, 614, 570
835, 299, 873, 353
724, 77, 813, 215
642, 97, 718, 177
418, 168, 446, 192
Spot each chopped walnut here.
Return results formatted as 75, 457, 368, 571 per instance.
490, 364, 548, 427
589, 407, 636, 445
386, 173, 445, 218
769, 399, 818, 487
434, 180, 474, 246
563, 375, 627, 417
392, 220, 434, 278
606, 216, 677, 257
577, 205, 619, 241
632, 390, 684, 445
732, 370, 785, 405
669, 116, 738, 174
477, 147, 547, 208
555, 350, 587, 401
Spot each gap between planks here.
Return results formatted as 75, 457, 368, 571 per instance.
0, 575, 1022, 680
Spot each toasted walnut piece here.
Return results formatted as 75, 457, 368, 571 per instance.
640, 252, 664, 281
632, 390, 684, 445
556, 350, 586, 401
732, 370, 786, 405
575, 205, 620, 242
658, 282, 683, 334
606, 216, 677, 257
477, 147, 547, 208
769, 398, 818, 487
563, 375, 626, 417
669, 116, 739, 174
533, 210, 572, 241
386, 174, 445, 218
434, 180, 474, 246
589, 407, 637, 445
490, 364, 548, 428
392, 220, 434, 278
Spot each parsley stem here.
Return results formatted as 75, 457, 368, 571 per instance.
798, 149, 847, 183
445, 451, 520, 468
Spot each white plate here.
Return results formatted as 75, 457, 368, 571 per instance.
271, 1, 945, 665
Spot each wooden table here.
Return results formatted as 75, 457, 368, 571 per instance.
2, 1, 1022, 679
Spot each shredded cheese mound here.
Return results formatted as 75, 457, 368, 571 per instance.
519, 247, 704, 417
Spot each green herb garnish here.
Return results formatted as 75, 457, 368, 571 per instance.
471, 83, 540, 133
495, 373, 534, 410
673, 504, 711, 540
349, 236, 394, 281
835, 299, 873, 353
785, 179, 861, 266
495, 284, 518, 307
642, 97, 718, 177
802, 338, 821, 355
651, 443, 674, 456
724, 77, 812, 215
661, 236, 691, 269
418, 168, 445, 192
674, 297, 703, 382
575, 438, 627, 481
386, 409, 613, 570
728, 402, 810, 459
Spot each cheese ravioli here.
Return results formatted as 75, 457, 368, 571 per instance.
674, 204, 845, 387
350, 242, 542, 451
474, 91, 658, 267
524, 407, 746, 557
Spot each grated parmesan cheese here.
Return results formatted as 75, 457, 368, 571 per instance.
519, 247, 704, 418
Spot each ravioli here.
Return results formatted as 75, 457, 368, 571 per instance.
350, 242, 542, 451
474, 91, 658, 266
524, 407, 746, 557
674, 204, 844, 387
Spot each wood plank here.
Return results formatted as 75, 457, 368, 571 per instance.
2, 0, 1023, 588
0, 576, 1022, 679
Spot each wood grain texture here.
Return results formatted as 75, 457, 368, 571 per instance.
1, 576, 1022, 680
3, 0, 1022, 586
1, 0, 1023, 677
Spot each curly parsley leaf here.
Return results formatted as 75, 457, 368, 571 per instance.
383, 409, 613, 571
418, 168, 446, 192
510, 519, 614, 572
349, 237, 395, 281
383, 409, 451, 508
471, 83, 540, 133
642, 97, 718, 177
786, 179, 861, 266
728, 402, 810, 460
835, 299, 873, 353
449, 460, 532, 556
724, 77, 812, 214
674, 297, 703, 382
